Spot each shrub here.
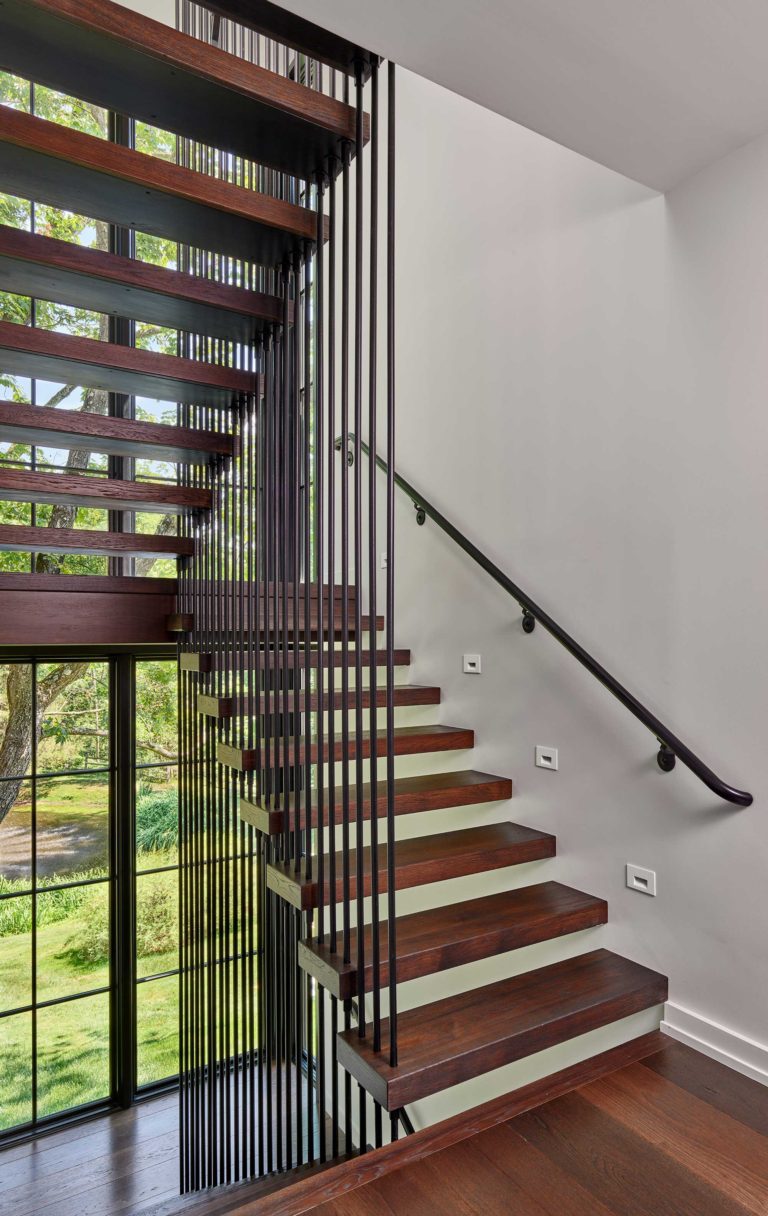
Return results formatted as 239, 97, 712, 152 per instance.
0, 871, 97, 937
136, 787, 178, 853
63, 874, 177, 966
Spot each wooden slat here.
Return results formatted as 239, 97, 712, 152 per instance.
200, 0, 375, 77
0, 467, 210, 514
0, 522, 193, 558
218, 724, 474, 773
337, 949, 668, 1109
299, 882, 608, 999
0, 320, 256, 407
0, 400, 234, 464
0, 224, 284, 342
0, 575, 180, 644
0, 107, 325, 264
267, 822, 554, 911
240, 769, 513, 836
0, 0, 366, 178
180, 647, 411, 673
198, 684, 441, 718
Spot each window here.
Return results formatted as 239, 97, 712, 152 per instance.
0, 655, 179, 1139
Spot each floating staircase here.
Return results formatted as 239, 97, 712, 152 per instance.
0, 0, 669, 1181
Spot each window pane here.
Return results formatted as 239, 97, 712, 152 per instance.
0, 1012, 32, 1131
137, 976, 178, 1087
37, 992, 110, 1119
0, 895, 32, 1012
37, 661, 109, 775
136, 661, 177, 764
37, 882, 109, 1003
136, 871, 178, 980
136, 776, 178, 870
36, 776, 109, 883
0, 777, 32, 886
0, 663, 32, 779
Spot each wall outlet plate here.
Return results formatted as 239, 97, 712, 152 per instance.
535, 745, 558, 771
462, 654, 481, 674
626, 863, 657, 896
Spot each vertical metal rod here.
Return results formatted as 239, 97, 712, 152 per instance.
385, 61, 398, 1070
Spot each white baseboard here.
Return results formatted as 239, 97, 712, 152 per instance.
662, 1002, 768, 1087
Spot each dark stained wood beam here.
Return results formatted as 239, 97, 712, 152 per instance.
0, 573, 181, 645
0, 0, 366, 178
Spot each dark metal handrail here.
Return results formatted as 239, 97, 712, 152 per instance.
339, 432, 753, 808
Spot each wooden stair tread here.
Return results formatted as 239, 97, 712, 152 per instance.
267, 822, 554, 910
180, 647, 411, 673
0, 400, 234, 464
198, 685, 441, 718
0, 467, 210, 514
0, 106, 324, 264
299, 882, 608, 999
0, 320, 256, 408
181, 612, 385, 643
241, 769, 513, 835
337, 949, 668, 1109
218, 724, 474, 772
0, 0, 365, 179
0, 224, 284, 342
0, 522, 193, 558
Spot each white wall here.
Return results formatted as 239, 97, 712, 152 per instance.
379, 65, 768, 1096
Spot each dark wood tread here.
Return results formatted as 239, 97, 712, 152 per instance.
0, 106, 325, 264
198, 684, 441, 719
338, 949, 668, 1109
0, 320, 256, 408
0, 0, 365, 178
0, 400, 234, 465
241, 769, 513, 836
0, 467, 210, 514
0, 523, 193, 559
180, 612, 384, 643
299, 882, 607, 999
218, 724, 474, 773
267, 822, 554, 911
0, 224, 284, 342
180, 647, 411, 674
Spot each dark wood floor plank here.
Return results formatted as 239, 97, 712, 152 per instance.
511, 1090, 748, 1216
640, 1041, 768, 1137
471, 1124, 617, 1215
584, 1063, 768, 1214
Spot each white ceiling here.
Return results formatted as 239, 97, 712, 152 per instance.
277, 0, 768, 190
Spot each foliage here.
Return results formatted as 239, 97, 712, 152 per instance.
0, 870, 100, 936
63, 874, 176, 965
136, 787, 178, 853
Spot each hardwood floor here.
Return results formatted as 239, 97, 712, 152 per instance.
307, 1040, 768, 1216
3, 1039, 766, 1216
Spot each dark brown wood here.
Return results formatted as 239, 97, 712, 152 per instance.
180, 647, 411, 673
0, 0, 366, 179
267, 822, 555, 911
240, 769, 513, 836
226, 1034, 667, 1216
217, 724, 474, 772
337, 950, 668, 1108
167, 613, 194, 633
0, 572, 177, 593
0, 467, 211, 514
199, 0, 375, 77
0, 224, 285, 341
0, 583, 181, 645
199, 684, 441, 719
0, 320, 256, 407
0, 106, 326, 264
299, 882, 608, 999
640, 1040, 768, 1137
183, 613, 384, 645
0, 400, 235, 464
0, 523, 193, 559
